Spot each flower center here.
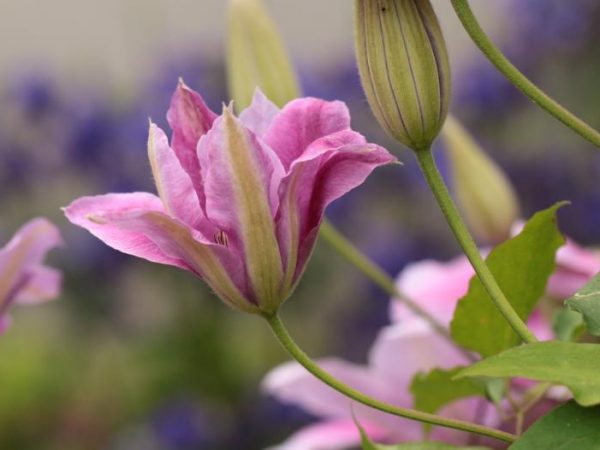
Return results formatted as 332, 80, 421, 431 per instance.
214, 230, 229, 247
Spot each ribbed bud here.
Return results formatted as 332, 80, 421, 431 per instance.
355, 0, 451, 151
227, 0, 300, 111
442, 116, 520, 244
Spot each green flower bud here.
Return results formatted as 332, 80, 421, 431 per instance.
227, 0, 300, 111
355, 0, 451, 151
442, 116, 520, 244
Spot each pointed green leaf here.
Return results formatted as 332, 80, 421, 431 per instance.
509, 401, 600, 449
456, 341, 600, 406
410, 367, 486, 423
565, 272, 600, 337
450, 203, 566, 357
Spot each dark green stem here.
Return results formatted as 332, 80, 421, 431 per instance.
451, 0, 600, 149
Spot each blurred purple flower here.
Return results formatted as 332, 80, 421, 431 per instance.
152, 401, 212, 449
454, 59, 521, 118
510, 0, 597, 55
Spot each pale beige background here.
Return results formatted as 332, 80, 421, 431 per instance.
0, 1, 507, 88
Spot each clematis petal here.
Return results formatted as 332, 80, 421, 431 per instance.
103, 211, 253, 312
265, 98, 352, 169
239, 88, 280, 137
263, 358, 388, 419
64, 193, 181, 267
197, 107, 284, 311
368, 321, 468, 389
167, 80, 218, 208
527, 310, 554, 341
147, 123, 207, 230
14, 266, 62, 304
392, 255, 474, 326
0, 218, 62, 309
267, 419, 387, 450
65, 193, 254, 312
276, 130, 395, 289
0, 315, 11, 334
263, 357, 423, 443
547, 239, 600, 299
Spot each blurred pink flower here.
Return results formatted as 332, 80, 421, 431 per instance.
392, 238, 600, 327
263, 319, 498, 449
547, 239, 600, 300
0, 218, 62, 333
264, 236, 599, 449
65, 82, 395, 314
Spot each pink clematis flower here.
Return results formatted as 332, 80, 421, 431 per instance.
64, 82, 395, 314
263, 319, 498, 449
547, 239, 600, 300
0, 218, 62, 333
264, 236, 599, 449
392, 238, 600, 327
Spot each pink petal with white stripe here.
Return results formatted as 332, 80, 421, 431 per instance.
64, 193, 183, 268
147, 123, 207, 231
166, 79, 218, 208
276, 130, 395, 289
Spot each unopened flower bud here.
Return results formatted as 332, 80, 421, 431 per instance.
355, 0, 451, 151
442, 116, 520, 244
227, 0, 300, 111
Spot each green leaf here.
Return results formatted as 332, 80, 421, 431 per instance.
358, 420, 379, 450
565, 272, 600, 337
483, 378, 506, 406
357, 418, 490, 450
509, 401, 600, 449
552, 307, 584, 341
410, 367, 486, 423
451, 203, 566, 357
456, 341, 600, 406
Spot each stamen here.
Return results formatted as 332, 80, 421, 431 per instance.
214, 230, 229, 247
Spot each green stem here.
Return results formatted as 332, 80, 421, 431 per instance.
508, 382, 553, 435
415, 149, 537, 344
320, 220, 397, 297
320, 220, 476, 362
451, 0, 600, 149
264, 313, 517, 443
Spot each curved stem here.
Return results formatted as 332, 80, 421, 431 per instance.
264, 313, 517, 443
451, 0, 600, 149
320, 220, 397, 297
320, 220, 476, 362
415, 149, 537, 344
